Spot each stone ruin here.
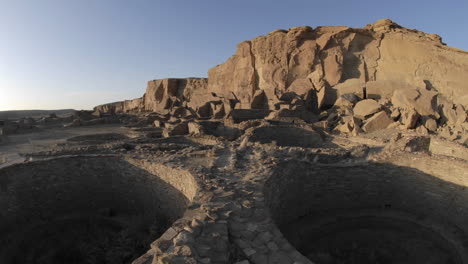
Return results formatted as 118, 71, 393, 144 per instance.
1, 19, 468, 264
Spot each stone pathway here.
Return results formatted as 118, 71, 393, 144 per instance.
132, 143, 314, 264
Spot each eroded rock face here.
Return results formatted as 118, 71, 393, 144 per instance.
94, 78, 208, 115
96, 19, 468, 121
204, 19, 468, 113
93, 19, 467, 143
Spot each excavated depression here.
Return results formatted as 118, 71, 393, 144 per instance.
0, 156, 197, 264
264, 160, 468, 264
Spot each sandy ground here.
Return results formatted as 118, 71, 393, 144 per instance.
0, 124, 131, 168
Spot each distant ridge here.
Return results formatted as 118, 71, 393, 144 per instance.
0, 109, 76, 120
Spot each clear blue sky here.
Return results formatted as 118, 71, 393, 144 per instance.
1, 0, 467, 110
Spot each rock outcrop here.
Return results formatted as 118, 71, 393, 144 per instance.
94, 19, 468, 144
203, 19, 468, 112
94, 78, 208, 115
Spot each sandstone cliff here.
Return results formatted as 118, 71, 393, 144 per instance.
94, 78, 208, 115
205, 19, 468, 111
95, 19, 468, 125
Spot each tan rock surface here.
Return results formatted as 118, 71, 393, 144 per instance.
353, 99, 381, 119
333, 79, 365, 99
376, 29, 468, 106
392, 88, 438, 117
366, 80, 421, 100
429, 137, 468, 161
401, 108, 420, 130
95, 19, 468, 132
424, 118, 438, 132
362, 111, 393, 132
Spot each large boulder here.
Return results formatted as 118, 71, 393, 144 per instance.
353, 99, 381, 119
162, 122, 189, 137
333, 78, 365, 99
366, 80, 422, 100
362, 111, 393, 132
392, 88, 439, 118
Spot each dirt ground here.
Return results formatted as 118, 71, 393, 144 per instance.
0, 115, 467, 264
0, 124, 131, 168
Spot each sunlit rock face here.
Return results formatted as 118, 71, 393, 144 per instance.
0, 156, 197, 264
95, 19, 468, 126
206, 19, 468, 111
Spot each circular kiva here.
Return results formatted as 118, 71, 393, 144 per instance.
0, 155, 198, 264
264, 157, 468, 264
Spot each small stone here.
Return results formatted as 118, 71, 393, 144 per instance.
234, 238, 251, 249
456, 105, 467, 124
246, 223, 257, 232
318, 111, 328, 120
242, 200, 253, 208
243, 248, 257, 257
230, 221, 246, 232
334, 94, 357, 107
401, 108, 420, 129
390, 108, 401, 120
416, 125, 429, 135
378, 98, 391, 106
267, 241, 279, 251
326, 112, 338, 122
174, 245, 193, 256
154, 120, 164, 128
151, 238, 173, 254
387, 121, 400, 129
268, 251, 293, 264
191, 218, 204, 228
199, 258, 211, 264
183, 226, 194, 233
188, 122, 203, 135
334, 122, 352, 134
256, 231, 273, 243
160, 227, 178, 241
163, 122, 189, 137
206, 211, 219, 220
312, 120, 330, 130
174, 231, 194, 246
424, 118, 438, 132
440, 126, 452, 139
241, 230, 256, 240
458, 134, 468, 146
251, 252, 269, 264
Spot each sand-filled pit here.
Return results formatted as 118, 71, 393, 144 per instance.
0, 156, 197, 264
264, 158, 468, 264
